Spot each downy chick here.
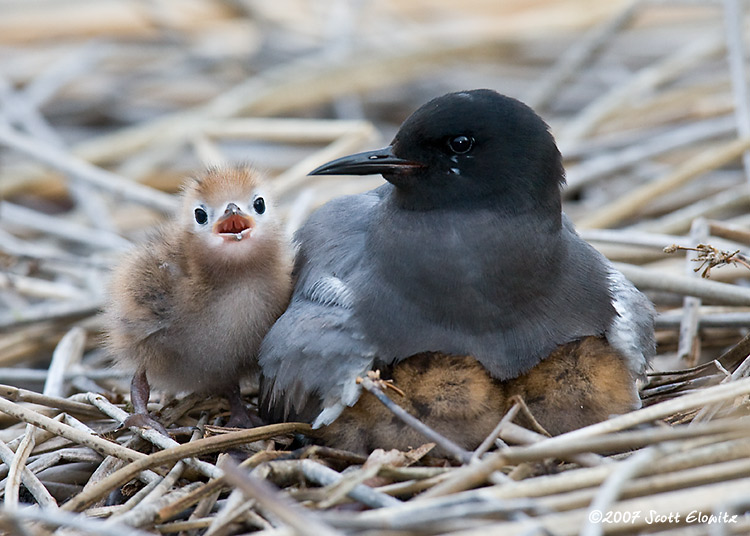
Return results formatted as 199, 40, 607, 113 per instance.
104, 166, 293, 432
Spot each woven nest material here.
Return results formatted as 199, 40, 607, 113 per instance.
2, 1, 750, 534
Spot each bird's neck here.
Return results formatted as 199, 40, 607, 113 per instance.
370, 198, 564, 286
387, 182, 562, 217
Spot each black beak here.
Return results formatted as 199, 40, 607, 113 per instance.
309, 146, 423, 176
224, 202, 242, 216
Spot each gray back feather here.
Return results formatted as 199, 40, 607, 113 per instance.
259, 191, 381, 424
259, 187, 653, 424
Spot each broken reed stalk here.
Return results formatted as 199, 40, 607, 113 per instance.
0, 124, 176, 213
61, 422, 311, 513
0, 385, 101, 418
559, 30, 726, 144
85, 392, 222, 480
448, 477, 750, 536
0, 505, 154, 536
526, 0, 641, 111
3, 4, 750, 535
722, 0, 750, 181
221, 457, 345, 536
613, 262, 750, 305
298, 459, 402, 508
676, 218, 708, 366
0, 389, 149, 465
577, 137, 750, 229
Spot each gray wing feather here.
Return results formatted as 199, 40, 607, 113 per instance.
259, 197, 655, 425
258, 293, 375, 426
561, 216, 656, 378
605, 266, 656, 378
258, 190, 382, 425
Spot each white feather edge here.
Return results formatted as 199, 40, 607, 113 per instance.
312, 365, 369, 428
605, 267, 656, 409
308, 275, 369, 428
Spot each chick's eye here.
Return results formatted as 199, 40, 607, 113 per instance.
253, 197, 266, 214
448, 135, 474, 154
194, 208, 208, 225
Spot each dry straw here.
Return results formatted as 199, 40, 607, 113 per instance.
2, 1, 750, 534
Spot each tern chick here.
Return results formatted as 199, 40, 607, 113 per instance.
104, 166, 293, 432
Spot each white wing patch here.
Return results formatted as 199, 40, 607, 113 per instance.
313, 405, 344, 428
605, 268, 655, 379
304, 276, 354, 308
312, 362, 370, 428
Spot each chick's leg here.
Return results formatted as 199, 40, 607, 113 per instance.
123, 368, 169, 436
130, 367, 150, 415
225, 382, 264, 428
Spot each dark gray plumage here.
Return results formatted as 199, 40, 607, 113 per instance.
259, 89, 655, 428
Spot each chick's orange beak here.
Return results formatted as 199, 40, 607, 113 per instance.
213, 203, 254, 241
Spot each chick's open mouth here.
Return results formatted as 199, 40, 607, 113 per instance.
214, 214, 254, 241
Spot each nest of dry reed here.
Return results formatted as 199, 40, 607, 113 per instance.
2, 1, 750, 534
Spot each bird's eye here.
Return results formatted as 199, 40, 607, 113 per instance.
194, 208, 208, 225
448, 135, 474, 154
253, 197, 266, 214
